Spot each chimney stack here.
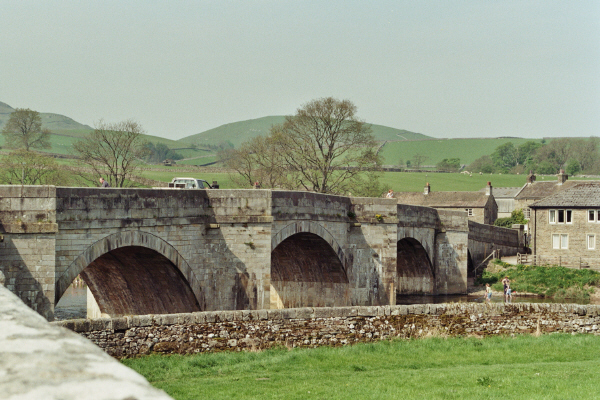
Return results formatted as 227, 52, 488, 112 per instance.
485, 181, 493, 196
557, 169, 568, 185
424, 182, 430, 195
526, 170, 536, 184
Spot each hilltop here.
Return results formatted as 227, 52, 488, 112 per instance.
0, 101, 558, 170
179, 116, 432, 148
0, 101, 93, 135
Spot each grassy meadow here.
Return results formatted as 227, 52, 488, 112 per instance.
138, 169, 531, 191
380, 171, 528, 193
380, 138, 545, 167
122, 334, 600, 400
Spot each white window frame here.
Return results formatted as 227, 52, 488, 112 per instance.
589, 210, 596, 223
465, 208, 473, 216
523, 208, 531, 219
552, 233, 569, 249
549, 209, 572, 224
588, 234, 596, 250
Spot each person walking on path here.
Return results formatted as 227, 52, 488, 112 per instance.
99, 177, 110, 188
485, 283, 492, 303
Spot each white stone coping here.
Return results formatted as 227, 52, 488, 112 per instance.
0, 286, 173, 400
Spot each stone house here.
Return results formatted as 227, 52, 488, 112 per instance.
394, 182, 498, 225
480, 186, 522, 218
513, 170, 587, 220
529, 182, 600, 268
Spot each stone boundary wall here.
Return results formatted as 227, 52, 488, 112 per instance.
52, 303, 600, 359
0, 285, 172, 400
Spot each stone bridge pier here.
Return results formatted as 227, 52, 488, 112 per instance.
0, 186, 497, 321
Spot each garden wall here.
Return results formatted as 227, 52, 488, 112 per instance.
52, 303, 600, 358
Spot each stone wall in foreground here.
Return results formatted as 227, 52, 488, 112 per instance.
0, 285, 172, 400
52, 303, 600, 358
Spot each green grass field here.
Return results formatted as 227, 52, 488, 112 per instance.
138, 170, 599, 192
380, 138, 545, 167
122, 334, 600, 400
381, 171, 529, 192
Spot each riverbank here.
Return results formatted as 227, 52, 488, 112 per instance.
475, 260, 600, 302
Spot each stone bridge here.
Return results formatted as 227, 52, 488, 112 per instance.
0, 186, 523, 320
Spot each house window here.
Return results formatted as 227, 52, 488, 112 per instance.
465, 208, 473, 216
588, 234, 596, 250
589, 210, 596, 222
523, 208, 531, 219
550, 209, 572, 224
552, 234, 568, 249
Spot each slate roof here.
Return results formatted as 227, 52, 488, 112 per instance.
478, 187, 521, 199
529, 182, 600, 208
395, 191, 492, 208
514, 180, 584, 200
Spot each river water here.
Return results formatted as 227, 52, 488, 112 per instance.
53, 284, 593, 321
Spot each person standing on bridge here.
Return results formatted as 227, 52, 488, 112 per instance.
99, 177, 110, 188
386, 189, 394, 198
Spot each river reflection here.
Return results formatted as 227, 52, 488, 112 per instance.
54, 283, 593, 321
55, 284, 88, 321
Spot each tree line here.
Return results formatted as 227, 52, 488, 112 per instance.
468, 138, 600, 175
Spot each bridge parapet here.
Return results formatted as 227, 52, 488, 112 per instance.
468, 220, 522, 271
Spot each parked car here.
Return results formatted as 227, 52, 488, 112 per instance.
168, 177, 213, 189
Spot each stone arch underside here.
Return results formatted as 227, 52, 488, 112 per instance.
81, 246, 200, 317
467, 250, 475, 279
271, 222, 350, 308
56, 230, 203, 316
397, 237, 435, 295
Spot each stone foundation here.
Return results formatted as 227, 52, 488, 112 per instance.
52, 303, 600, 358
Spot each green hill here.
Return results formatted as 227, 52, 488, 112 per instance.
380, 137, 546, 167
0, 101, 93, 134
180, 116, 432, 148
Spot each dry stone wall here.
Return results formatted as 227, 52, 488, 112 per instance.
52, 303, 600, 359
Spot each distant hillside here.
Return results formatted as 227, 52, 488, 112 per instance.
380, 137, 546, 167
0, 101, 212, 160
0, 101, 93, 134
180, 116, 432, 148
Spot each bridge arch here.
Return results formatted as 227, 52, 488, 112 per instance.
397, 237, 435, 295
271, 221, 350, 308
56, 230, 203, 315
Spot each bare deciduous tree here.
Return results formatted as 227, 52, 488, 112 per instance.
276, 97, 381, 194
225, 98, 382, 196
1, 108, 51, 151
412, 153, 428, 169
73, 119, 149, 187
220, 135, 290, 189
0, 149, 69, 185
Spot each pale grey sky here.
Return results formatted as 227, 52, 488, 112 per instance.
1, 0, 599, 140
